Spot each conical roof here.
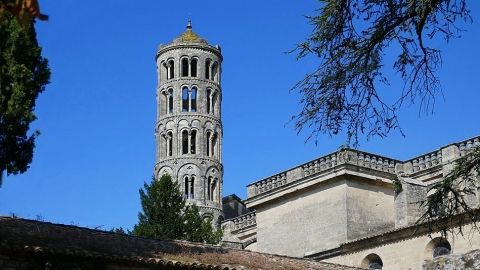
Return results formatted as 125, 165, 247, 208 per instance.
172, 21, 208, 45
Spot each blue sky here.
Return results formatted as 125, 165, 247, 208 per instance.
1, 1, 479, 230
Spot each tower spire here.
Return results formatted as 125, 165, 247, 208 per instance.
187, 19, 192, 29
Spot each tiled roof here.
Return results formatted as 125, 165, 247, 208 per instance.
0, 217, 359, 270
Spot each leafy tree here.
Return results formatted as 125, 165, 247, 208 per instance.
0, 5, 50, 185
133, 175, 222, 244
292, 0, 478, 235
292, 0, 470, 145
419, 147, 480, 235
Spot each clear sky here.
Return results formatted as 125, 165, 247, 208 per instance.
1, 1, 479, 230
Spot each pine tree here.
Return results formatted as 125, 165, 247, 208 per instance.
133, 174, 185, 239
133, 174, 223, 244
0, 10, 50, 185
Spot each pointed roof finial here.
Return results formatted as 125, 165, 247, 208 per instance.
187, 20, 192, 30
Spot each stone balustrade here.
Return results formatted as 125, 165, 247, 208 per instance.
250, 172, 288, 196
402, 136, 480, 174
302, 150, 397, 177
346, 150, 397, 173
247, 149, 398, 197
457, 136, 480, 157
247, 137, 480, 198
228, 212, 256, 232
406, 150, 443, 173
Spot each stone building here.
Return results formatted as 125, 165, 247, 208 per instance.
154, 22, 224, 224
222, 136, 480, 269
0, 217, 361, 270
152, 23, 480, 270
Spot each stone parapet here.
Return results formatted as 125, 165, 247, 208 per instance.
247, 149, 398, 198
247, 136, 480, 199
221, 212, 257, 250
458, 136, 480, 157
225, 211, 257, 233
401, 135, 480, 176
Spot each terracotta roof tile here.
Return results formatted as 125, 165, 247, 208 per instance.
0, 217, 359, 270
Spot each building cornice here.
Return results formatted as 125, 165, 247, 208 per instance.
156, 43, 222, 61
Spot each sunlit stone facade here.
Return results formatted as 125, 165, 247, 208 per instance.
154, 22, 224, 224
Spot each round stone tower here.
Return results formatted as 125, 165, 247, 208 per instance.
154, 22, 224, 225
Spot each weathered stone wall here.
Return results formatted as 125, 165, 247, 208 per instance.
394, 178, 427, 228
324, 226, 480, 270
255, 179, 349, 257
345, 178, 395, 241
247, 173, 396, 258
154, 26, 224, 224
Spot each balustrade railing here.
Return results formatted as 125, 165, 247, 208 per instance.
228, 212, 256, 232
248, 149, 398, 197
407, 150, 443, 173
457, 136, 480, 157
251, 172, 287, 196
247, 136, 480, 198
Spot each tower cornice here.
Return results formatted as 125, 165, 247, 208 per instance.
157, 77, 222, 91
156, 44, 222, 61
155, 114, 222, 131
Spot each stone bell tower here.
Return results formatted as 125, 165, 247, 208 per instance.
154, 22, 224, 224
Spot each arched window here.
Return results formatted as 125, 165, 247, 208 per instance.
206, 131, 211, 156
163, 62, 168, 80
425, 238, 452, 259
206, 89, 212, 114
184, 176, 189, 198
207, 177, 212, 200
361, 254, 383, 270
211, 92, 216, 115
190, 176, 195, 199
182, 87, 189, 112
433, 242, 451, 258
191, 58, 197, 77
167, 131, 173, 156
212, 133, 218, 158
190, 130, 197, 154
205, 59, 211, 79
162, 91, 168, 115
181, 58, 189, 77
168, 89, 174, 113
184, 176, 195, 199
168, 60, 174, 79
211, 178, 217, 201
212, 62, 218, 82
164, 135, 168, 157
182, 130, 189, 154
191, 87, 197, 112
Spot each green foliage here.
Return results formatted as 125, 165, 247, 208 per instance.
419, 147, 480, 236
133, 174, 185, 240
184, 204, 223, 244
133, 174, 223, 244
0, 11, 50, 184
292, 0, 470, 146
110, 227, 128, 234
